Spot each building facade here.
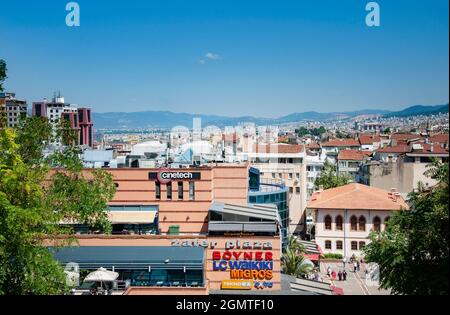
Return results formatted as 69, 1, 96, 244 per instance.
0, 92, 27, 128
307, 183, 409, 258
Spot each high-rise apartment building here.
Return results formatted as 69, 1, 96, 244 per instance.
0, 92, 28, 128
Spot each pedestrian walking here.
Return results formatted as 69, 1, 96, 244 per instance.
338, 271, 342, 281
342, 257, 346, 269
353, 261, 357, 272
327, 266, 331, 277
343, 270, 347, 281
357, 260, 360, 271
331, 270, 336, 280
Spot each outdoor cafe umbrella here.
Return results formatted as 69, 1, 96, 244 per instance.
83, 267, 119, 291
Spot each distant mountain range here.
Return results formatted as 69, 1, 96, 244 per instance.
93, 104, 449, 129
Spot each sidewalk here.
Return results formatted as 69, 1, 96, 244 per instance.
320, 261, 391, 295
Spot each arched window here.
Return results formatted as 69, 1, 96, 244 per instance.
325, 240, 332, 250
324, 215, 332, 230
336, 240, 343, 250
350, 215, 358, 231
373, 216, 381, 232
335, 215, 343, 231
358, 216, 366, 231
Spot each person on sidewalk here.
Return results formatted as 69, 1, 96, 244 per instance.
338, 271, 343, 281
342, 257, 346, 269
327, 266, 332, 277
343, 270, 347, 281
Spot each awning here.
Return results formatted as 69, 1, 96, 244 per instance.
208, 221, 278, 233
50, 246, 204, 270
209, 202, 280, 223
304, 254, 320, 261
108, 211, 157, 224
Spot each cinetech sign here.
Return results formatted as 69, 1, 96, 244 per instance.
149, 170, 201, 184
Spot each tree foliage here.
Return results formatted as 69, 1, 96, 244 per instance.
295, 126, 326, 138
0, 117, 116, 295
281, 236, 312, 277
364, 159, 449, 295
0, 59, 6, 92
314, 159, 352, 190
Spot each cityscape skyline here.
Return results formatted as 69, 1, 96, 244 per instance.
1, 0, 449, 117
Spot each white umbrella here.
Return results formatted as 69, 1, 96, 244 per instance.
84, 267, 119, 282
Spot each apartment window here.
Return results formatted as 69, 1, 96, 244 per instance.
324, 215, 332, 230
351, 241, 358, 250
272, 173, 276, 179
336, 240, 343, 250
350, 215, 357, 231
373, 216, 381, 232
325, 240, 332, 250
289, 187, 293, 194
288, 173, 293, 179
278, 173, 282, 178
296, 173, 300, 179
335, 215, 343, 231
359, 241, 366, 250
155, 181, 161, 200
189, 181, 195, 200
167, 182, 172, 200
295, 187, 300, 194
358, 216, 366, 231
178, 181, 184, 200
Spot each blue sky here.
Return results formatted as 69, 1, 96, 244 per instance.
0, 0, 448, 117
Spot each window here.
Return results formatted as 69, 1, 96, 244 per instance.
336, 240, 343, 250
296, 173, 300, 178
351, 241, 358, 250
189, 181, 195, 200
359, 241, 366, 250
278, 173, 282, 178
289, 187, 293, 193
178, 181, 183, 200
288, 173, 293, 179
350, 215, 357, 231
155, 182, 161, 200
295, 187, 300, 194
373, 216, 381, 232
272, 173, 276, 179
358, 216, 366, 231
324, 215, 332, 230
325, 240, 332, 250
335, 215, 343, 231
167, 182, 172, 200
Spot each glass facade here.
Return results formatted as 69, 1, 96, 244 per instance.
248, 177, 289, 246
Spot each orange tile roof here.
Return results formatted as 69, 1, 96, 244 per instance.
429, 134, 449, 144
322, 139, 361, 147
376, 145, 411, 154
306, 142, 321, 149
307, 183, 409, 211
359, 134, 381, 145
391, 133, 423, 141
253, 144, 304, 154
409, 143, 449, 155
337, 149, 366, 161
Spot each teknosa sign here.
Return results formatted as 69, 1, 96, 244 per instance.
149, 170, 201, 184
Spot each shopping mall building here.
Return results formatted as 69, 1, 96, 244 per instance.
50, 164, 288, 294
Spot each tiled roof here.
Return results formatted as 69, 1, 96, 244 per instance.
307, 183, 409, 211
337, 150, 365, 161
376, 145, 411, 154
391, 133, 423, 141
253, 144, 304, 154
359, 134, 381, 145
409, 143, 449, 155
306, 142, 321, 149
429, 134, 449, 145
321, 139, 361, 147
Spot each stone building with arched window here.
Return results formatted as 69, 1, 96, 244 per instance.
306, 183, 409, 258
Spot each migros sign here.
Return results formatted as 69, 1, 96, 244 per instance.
149, 170, 201, 184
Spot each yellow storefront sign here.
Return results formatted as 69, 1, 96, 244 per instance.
221, 280, 253, 290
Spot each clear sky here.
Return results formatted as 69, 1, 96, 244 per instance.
1, 0, 448, 117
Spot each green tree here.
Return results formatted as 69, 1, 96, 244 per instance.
364, 159, 449, 295
0, 59, 6, 92
281, 236, 312, 277
314, 160, 352, 190
0, 118, 116, 295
